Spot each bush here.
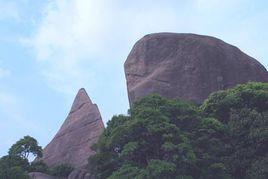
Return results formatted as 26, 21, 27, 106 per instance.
28, 160, 49, 173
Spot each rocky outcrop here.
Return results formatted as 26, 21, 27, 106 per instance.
29, 170, 91, 179
125, 33, 268, 104
68, 169, 91, 179
28, 172, 56, 179
40, 88, 104, 169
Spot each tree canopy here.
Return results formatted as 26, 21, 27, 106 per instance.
8, 135, 43, 160
89, 82, 268, 179
0, 135, 73, 178
0, 135, 44, 179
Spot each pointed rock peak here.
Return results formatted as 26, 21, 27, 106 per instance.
41, 87, 104, 169
70, 88, 92, 113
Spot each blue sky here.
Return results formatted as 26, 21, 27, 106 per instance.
0, 0, 268, 156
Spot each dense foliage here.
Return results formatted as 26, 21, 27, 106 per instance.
89, 82, 268, 179
0, 136, 43, 179
0, 136, 73, 178
0, 155, 30, 179
49, 164, 74, 177
202, 82, 268, 178
8, 135, 43, 160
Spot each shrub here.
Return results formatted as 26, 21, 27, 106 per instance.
49, 164, 74, 177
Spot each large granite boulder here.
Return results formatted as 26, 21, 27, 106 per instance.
40, 88, 104, 169
125, 33, 268, 104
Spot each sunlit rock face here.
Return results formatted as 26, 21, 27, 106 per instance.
125, 33, 268, 104
41, 88, 104, 169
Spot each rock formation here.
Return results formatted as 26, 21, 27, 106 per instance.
125, 33, 268, 104
28, 172, 56, 179
29, 169, 91, 179
41, 88, 104, 169
68, 169, 91, 179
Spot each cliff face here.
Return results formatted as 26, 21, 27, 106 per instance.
41, 88, 104, 169
125, 33, 268, 104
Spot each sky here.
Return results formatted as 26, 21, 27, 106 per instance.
0, 0, 268, 156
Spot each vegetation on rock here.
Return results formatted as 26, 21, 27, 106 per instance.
89, 82, 268, 179
49, 164, 74, 177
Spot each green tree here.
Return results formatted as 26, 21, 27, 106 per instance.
202, 82, 268, 123
224, 109, 268, 178
0, 135, 44, 179
9, 135, 43, 160
28, 160, 49, 173
89, 82, 268, 179
202, 82, 268, 178
49, 164, 74, 177
89, 95, 227, 179
0, 155, 30, 179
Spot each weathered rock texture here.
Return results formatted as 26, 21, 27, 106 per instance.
28, 172, 56, 179
68, 169, 91, 179
29, 170, 92, 179
125, 33, 268, 104
41, 88, 104, 169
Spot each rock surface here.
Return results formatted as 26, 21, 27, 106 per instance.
29, 169, 92, 179
68, 169, 91, 179
41, 88, 104, 169
28, 172, 56, 179
125, 33, 268, 104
